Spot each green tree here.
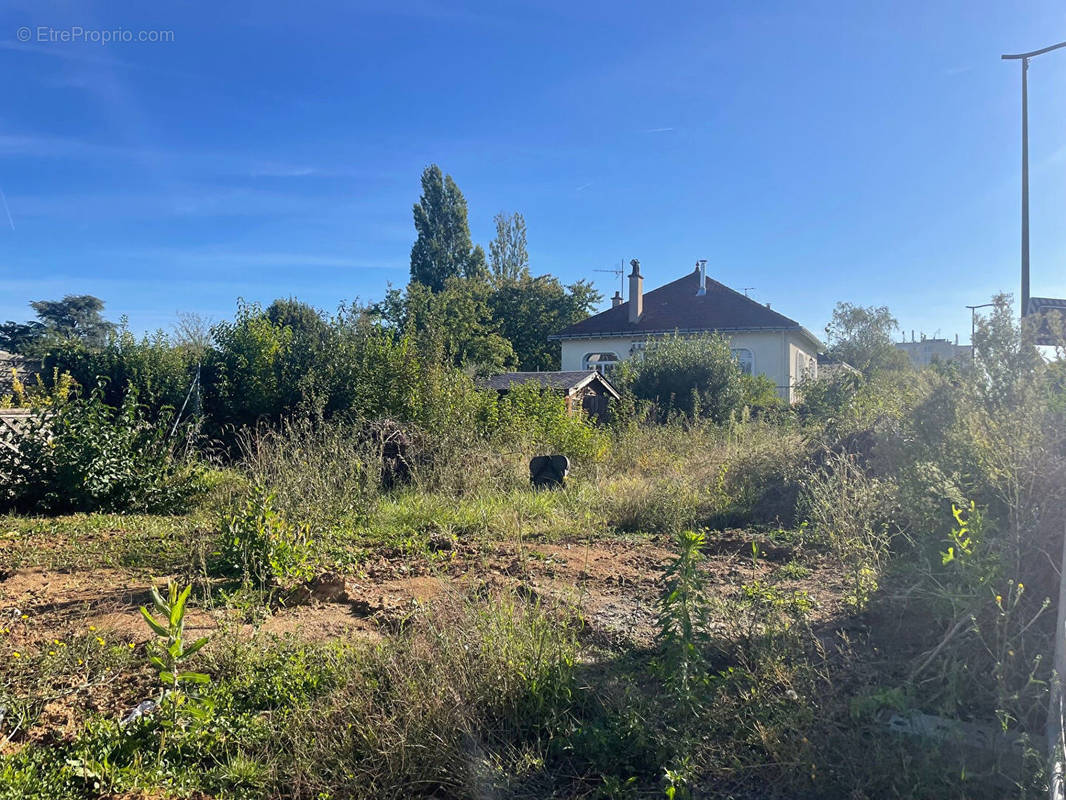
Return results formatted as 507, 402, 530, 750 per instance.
0, 320, 44, 354
266, 298, 330, 341
972, 293, 1044, 414
204, 301, 295, 429
264, 298, 333, 409
1, 295, 115, 355
825, 302, 909, 376
489, 275, 601, 371
410, 165, 487, 291
30, 295, 115, 347
621, 333, 745, 422
489, 211, 529, 282
402, 278, 514, 372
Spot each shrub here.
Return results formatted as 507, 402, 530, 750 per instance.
796, 368, 862, 424
739, 373, 786, 416
44, 325, 199, 419
216, 485, 315, 591
0, 387, 203, 514
485, 381, 607, 464
619, 333, 744, 423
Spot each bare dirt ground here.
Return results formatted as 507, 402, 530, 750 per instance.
0, 530, 849, 654
0, 527, 854, 763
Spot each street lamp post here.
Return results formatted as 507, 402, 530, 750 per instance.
1001, 41, 1066, 317
965, 303, 995, 365
1004, 49, 1066, 800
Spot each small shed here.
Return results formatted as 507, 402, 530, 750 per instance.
480, 370, 621, 422
815, 353, 861, 380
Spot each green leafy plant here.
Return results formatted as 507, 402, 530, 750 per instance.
618, 332, 745, 423
657, 529, 711, 705
941, 501, 979, 565
217, 485, 315, 592
0, 384, 203, 514
662, 755, 695, 799
139, 581, 212, 728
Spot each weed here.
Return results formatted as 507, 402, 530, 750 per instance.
656, 530, 711, 707
139, 581, 212, 729
801, 450, 897, 610
773, 560, 812, 581
216, 485, 315, 593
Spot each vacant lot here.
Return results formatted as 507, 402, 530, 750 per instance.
2, 317, 1064, 798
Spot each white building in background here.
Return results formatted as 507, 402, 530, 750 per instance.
549, 260, 822, 403
894, 335, 971, 368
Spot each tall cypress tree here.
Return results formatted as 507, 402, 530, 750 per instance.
410, 165, 486, 291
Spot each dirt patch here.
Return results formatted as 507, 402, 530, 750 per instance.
469, 540, 674, 647
257, 602, 382, 640
0, 532, 847, 656
0, 568, 215, 645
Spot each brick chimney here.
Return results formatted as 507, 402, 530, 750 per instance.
628, 259, 643, 323
611, 290, 623, 308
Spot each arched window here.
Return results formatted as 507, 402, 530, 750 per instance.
731, 348, 754, 375
583, 352, 619, 375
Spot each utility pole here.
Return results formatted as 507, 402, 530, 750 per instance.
1002, 41, 1066, 317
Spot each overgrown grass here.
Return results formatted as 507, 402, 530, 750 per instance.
3, 324, 1065, 798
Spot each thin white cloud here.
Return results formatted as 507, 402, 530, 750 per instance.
249, 164, 319, 178
644, 127, 675, 133
105, 247, 405, 271
0, 130, 363, 183
0, 187, 14, 230
0, 39, 199, 80
0, 132, 111, 159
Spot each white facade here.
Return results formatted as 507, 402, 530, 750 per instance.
894, 338, 970, 368
559, 330, 818, 403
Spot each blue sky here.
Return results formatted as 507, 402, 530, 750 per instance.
1, 1, 1064, 344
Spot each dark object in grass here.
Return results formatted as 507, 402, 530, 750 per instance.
530, 454, 569, 489
364, 419, 413, 491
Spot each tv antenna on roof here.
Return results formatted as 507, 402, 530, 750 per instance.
742, 287, 756, 297
594, 259, 625, 295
